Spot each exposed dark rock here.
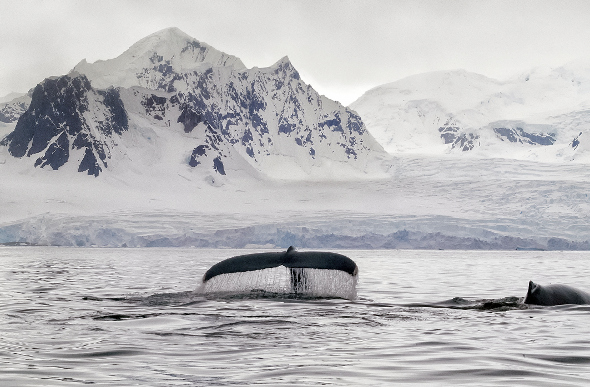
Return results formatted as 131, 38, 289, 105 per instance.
177, 105, 204, 133
141, 94, 167, 121
278, 118, 296, 134
213, 156, 226, 175
98, 88, 128, 136
493, 127, 555, 145
438, 123, 479, 151
346, 111, 365, 135
189, 145, 208, 166
241, 128, 253, 147
572, 132, 582, 149
438, 123, 461, 144
34, 131, 69, 170
2, 74, 128, 176
453, 133, 479, 151
320, 115, 343, 133
78, 148, 102, 177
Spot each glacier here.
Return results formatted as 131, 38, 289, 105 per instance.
0, 155, 588, 249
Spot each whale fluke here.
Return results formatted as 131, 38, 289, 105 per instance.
202, 246, 358, 282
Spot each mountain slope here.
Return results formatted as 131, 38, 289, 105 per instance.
1, 28, 386, 179
1, 75, 127, 176
351, 66, 590, 161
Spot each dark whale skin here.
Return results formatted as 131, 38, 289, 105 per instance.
524, 281, 590, 306
202, 246, 358, 282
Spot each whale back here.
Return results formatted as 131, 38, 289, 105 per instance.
524, 281, 590, 306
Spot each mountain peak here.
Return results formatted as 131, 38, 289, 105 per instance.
148, 27, 192, 40
269, 56, 300, 80
273, 56, 292, 65
124, 27, 198, 59
72, 28, 246, 90
2, 27, 387, 180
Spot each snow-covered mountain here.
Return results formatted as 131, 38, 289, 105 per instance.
0, 27, 386, 180
0, 92, 30, 124
350, 66, 590, 162
71, 27, 247, 91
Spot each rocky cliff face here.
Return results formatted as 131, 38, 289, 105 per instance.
1, 75, 127, 176
1, 28, 385, 178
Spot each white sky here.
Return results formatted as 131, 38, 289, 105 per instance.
2, 0, 590, 105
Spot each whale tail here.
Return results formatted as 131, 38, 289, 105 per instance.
202, 246, 358, 282
201, 247, 358, 299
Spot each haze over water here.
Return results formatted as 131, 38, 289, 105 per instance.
2, 247, 590, 386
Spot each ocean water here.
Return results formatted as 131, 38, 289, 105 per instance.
1, 247, 590, 386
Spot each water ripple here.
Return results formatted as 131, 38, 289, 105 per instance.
3, 248, 590, 386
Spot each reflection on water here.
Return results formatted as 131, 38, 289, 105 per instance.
1, 247, 590, 386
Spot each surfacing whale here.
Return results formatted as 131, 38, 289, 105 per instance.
202, 246, 358, 287
524, 280, 590, 306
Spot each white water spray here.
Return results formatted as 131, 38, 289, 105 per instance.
199, 265, 357, 300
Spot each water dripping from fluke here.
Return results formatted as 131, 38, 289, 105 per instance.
198, 246, 358, 300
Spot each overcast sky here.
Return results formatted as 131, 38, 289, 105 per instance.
2, 0, 590, 105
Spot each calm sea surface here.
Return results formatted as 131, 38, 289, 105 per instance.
2, 247, 590, 386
